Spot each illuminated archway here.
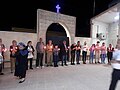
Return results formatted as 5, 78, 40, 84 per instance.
46, 22, 70, 46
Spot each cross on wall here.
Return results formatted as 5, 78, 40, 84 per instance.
56, 4, 61, 13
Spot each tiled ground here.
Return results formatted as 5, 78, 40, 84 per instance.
0, 62, 120, 90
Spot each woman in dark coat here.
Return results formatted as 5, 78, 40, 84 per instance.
15, 42, 28, 83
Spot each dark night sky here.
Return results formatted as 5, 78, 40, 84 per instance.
0, 0, 113, 37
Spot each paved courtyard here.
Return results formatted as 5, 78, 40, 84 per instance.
0, 63, 120, 90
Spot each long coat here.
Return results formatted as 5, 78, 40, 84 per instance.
14, 49, 28, 78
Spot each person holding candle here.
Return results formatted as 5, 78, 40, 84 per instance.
95, 41, 101, 64
26, 41, 35, 70
82, 41, 88, 64
9, 40, 18, 73
100, 42, 106, 64
70, 43, 76, 65
0, 38, 5, 75
53, 45, 60, 67
46, 40, 53, 66
60, 40, 69, 66
36, 38, 45, 68
76, 41, 81, 64
89, 44, 95, 64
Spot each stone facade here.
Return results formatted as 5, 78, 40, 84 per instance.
37, 9, 76, 45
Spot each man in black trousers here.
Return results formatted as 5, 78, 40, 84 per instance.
109, 39, 120, 90
70, 43, 76, 65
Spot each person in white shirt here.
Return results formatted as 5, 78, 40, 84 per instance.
26, 41, 35, 70
109, 39, 120, 90
82, 41, 88, 64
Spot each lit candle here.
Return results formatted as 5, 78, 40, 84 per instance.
3, 48, 7, 52
58, 48, 60, 51
68, 46, 70, 49
11, 49, 13, 51
44, 46, 46, 49
96, 46, 98, 48
15, 47, 18, 49
50, 46, 53, 49
78, 47, 80, 49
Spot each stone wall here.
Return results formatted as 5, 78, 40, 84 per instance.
37, 9, 76, 45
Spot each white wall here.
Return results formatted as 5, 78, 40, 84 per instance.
91, 20, 119, 48
0, 31, 37, 60
108, 21, 119, 47
91, 20, 109, 46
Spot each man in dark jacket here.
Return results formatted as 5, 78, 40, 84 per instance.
60, 40, 69, 66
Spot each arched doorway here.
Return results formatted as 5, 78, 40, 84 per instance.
37, 9, 76, 47
46, 23, 69, 61
37, 9, 76, 63
46, 23, 69, 46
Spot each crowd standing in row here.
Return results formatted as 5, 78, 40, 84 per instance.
0, 37, 116, 83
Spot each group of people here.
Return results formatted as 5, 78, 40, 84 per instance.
0, 37, 117, 84
70, 40, 114, 65
36, 38, 115, 68
0, 38, 34, 83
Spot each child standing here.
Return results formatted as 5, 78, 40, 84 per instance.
53, 45, 60, 67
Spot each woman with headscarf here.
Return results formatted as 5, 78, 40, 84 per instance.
15, 42, 28, 83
